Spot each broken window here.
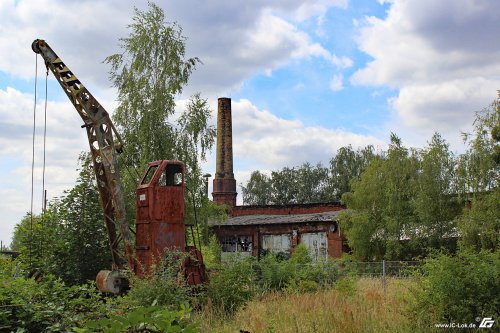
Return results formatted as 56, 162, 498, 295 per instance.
158, 164, 183, 186
220, 235, 252, 253
141, 165, 158, 185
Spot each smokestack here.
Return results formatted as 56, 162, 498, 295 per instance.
212, 97, 237, 207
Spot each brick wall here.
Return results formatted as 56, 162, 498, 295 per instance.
231, 202, 345, 217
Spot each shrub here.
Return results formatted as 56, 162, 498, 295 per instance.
205, 256, 256, 314
122, 251, 194, 309
201, 234, 222, 269
412, 248, 500, 325
77, 304, 199, 333
0, 272, 105, 332
335, 276, 358, 297
255, 247, 347, 293
285, 279, 319, 294
255, 254, 294, 292
290, 243, 311, 265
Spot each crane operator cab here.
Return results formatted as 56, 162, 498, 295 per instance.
135, 160, 206, 285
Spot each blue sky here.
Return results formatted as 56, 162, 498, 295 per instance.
234, 0, 392, 132
1, 0, 500, 246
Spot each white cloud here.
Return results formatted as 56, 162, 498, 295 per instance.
0, 0, 351, 98
231, 99, 384, 168
329, 74, 344, 91
351, 0, 500, 148
0, 86, 109, 246
0, 0, 131, 88
291, 0, 348, 21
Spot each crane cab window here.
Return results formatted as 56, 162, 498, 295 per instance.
158, 164, 183, 186
141, 165, 158, 185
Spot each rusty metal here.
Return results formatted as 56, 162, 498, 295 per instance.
32, 39, 207, 290
32, 39, 134, 284
183, 246, 207, 285
134, 160, 206, 284
96, 270, 129, 294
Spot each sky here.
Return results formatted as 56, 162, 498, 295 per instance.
1, 0, 500, 246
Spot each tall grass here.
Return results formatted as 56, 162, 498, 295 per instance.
198, 278, 425, 333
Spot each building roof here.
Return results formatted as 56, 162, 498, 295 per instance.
209, 210, 341, 227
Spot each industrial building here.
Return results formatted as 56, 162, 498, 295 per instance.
209, 98, 348, 260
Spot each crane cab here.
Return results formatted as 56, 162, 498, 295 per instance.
135, 160, 186, 276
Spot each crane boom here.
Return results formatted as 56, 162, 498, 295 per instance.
31, 39, 134, 277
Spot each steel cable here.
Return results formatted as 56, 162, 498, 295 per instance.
41, 69, 48, 214
29, 53, 38, 268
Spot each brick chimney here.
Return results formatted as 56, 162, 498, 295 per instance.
212, 97, 237, 207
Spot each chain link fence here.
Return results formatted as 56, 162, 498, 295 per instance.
221, 256, 424, 294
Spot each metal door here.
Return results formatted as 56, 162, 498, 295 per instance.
300, 232, 328, 260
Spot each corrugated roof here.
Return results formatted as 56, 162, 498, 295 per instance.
209, 210, 341, 227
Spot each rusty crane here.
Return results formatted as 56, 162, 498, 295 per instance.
32, 39, 206, 293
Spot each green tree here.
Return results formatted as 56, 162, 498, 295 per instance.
340, 157, 387, 260
456, 100, 500, 197
341, 134, 419, 260
413, 133, 461, 250
105, 3, 215, 241
457, 189, 500, 251
456, 97, 500, 251
106, 2, 200, 169
329, 145, 375, 200
270, 167, 298, 205
48, 154, 110, 284
242, 163, 331, 205
11, 212, 57, 271
295, 162, 330, 203
241, 170, 272, 205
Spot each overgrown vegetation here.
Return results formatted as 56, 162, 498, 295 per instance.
201, 278, 418, 333
412, 248, 500, 325
6, 1, 499, 331
0, 259, 107, 332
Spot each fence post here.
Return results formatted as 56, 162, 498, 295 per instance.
382, 260, 387, 296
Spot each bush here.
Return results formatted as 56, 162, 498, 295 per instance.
77, 304, 199, 333
254, 246, 347, 294
412, 248, 500, 325
122, 251, 194, 309
201, 234, 222, 269
255, 254, 295, 292
335, 276, 358, 297
0, 270, 106, 332
205, 256, 256, 314
285, 279, 319, 294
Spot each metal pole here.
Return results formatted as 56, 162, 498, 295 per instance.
203, 173, 211, 244
43, 190, 47, 213
382, 260, 387, 295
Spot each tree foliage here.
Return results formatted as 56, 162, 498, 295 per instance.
241, 171, 272, 205
456, 97, 500, 251
413, 248, 500, 324
341, 98, 499, 260
105, 2, 216, 240
11, 154, 110, 284
329, 145, 375, 200
456, 99, 500, 196
341, 134, 421, 260
241, 145, 375, 206
106, 2, 200, 169
414, 133, 461, 249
